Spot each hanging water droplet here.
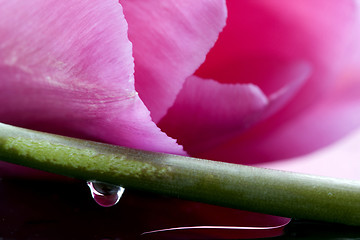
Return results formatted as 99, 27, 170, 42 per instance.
87, 181, 125, 207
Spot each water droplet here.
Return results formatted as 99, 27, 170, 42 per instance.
87, 181, 125, 207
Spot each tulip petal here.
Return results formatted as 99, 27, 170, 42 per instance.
195, 0, 360, 146
196, 0, 358, 109
158, 76, 268, 155
186, 0, 360, 164
0, 0, 183, 155
120, 0, 227, 122
253, 73, 360, 178
200, 72, 360, 164
257, 128, 360, 181
159, 61, 310, 157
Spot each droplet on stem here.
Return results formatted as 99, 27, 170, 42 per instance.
87, 181, 125, 207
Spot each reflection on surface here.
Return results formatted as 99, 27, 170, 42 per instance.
0, 174, 289, 239
2, 175, 360, 239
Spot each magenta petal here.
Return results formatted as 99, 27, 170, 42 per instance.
159, 61, 309, 157
263, 61, 311, 119
183, 0, 360, 165
254, 73, 360, 180
0, 0, 183, 155
257, 128, 360, 181
196, 0, 359, 124
200, 72, 360, 165
120, 0, 227, 122
158, 76, 268, 155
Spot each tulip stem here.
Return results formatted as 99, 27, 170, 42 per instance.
0, 122, 360, 225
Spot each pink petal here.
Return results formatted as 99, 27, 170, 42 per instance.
0, 0, 183, 155
257, 128, 360, 181
200, 71, 360, 165
196, 0, 359, 126
182, 0, 360, 164
254, 72, 360, 180
159, 61, 310, 157
158, 76, 268, 155
120, 0, 227, 122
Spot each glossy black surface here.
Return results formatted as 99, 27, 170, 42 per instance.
1, 177, 360, 240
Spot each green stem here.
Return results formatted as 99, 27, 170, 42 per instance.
0, 122, 360, 225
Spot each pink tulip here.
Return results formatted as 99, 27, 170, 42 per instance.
160, 0, 360, 169
1, 0, 360, 239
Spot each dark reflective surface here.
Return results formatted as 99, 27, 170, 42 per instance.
0, 174, 288, 239
1, 172, 359, 240
280, 220, 360, 240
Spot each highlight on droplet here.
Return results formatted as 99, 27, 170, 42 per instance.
87, 180, 125, 207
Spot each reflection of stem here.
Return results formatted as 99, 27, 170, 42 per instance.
0, 122, 360, 226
